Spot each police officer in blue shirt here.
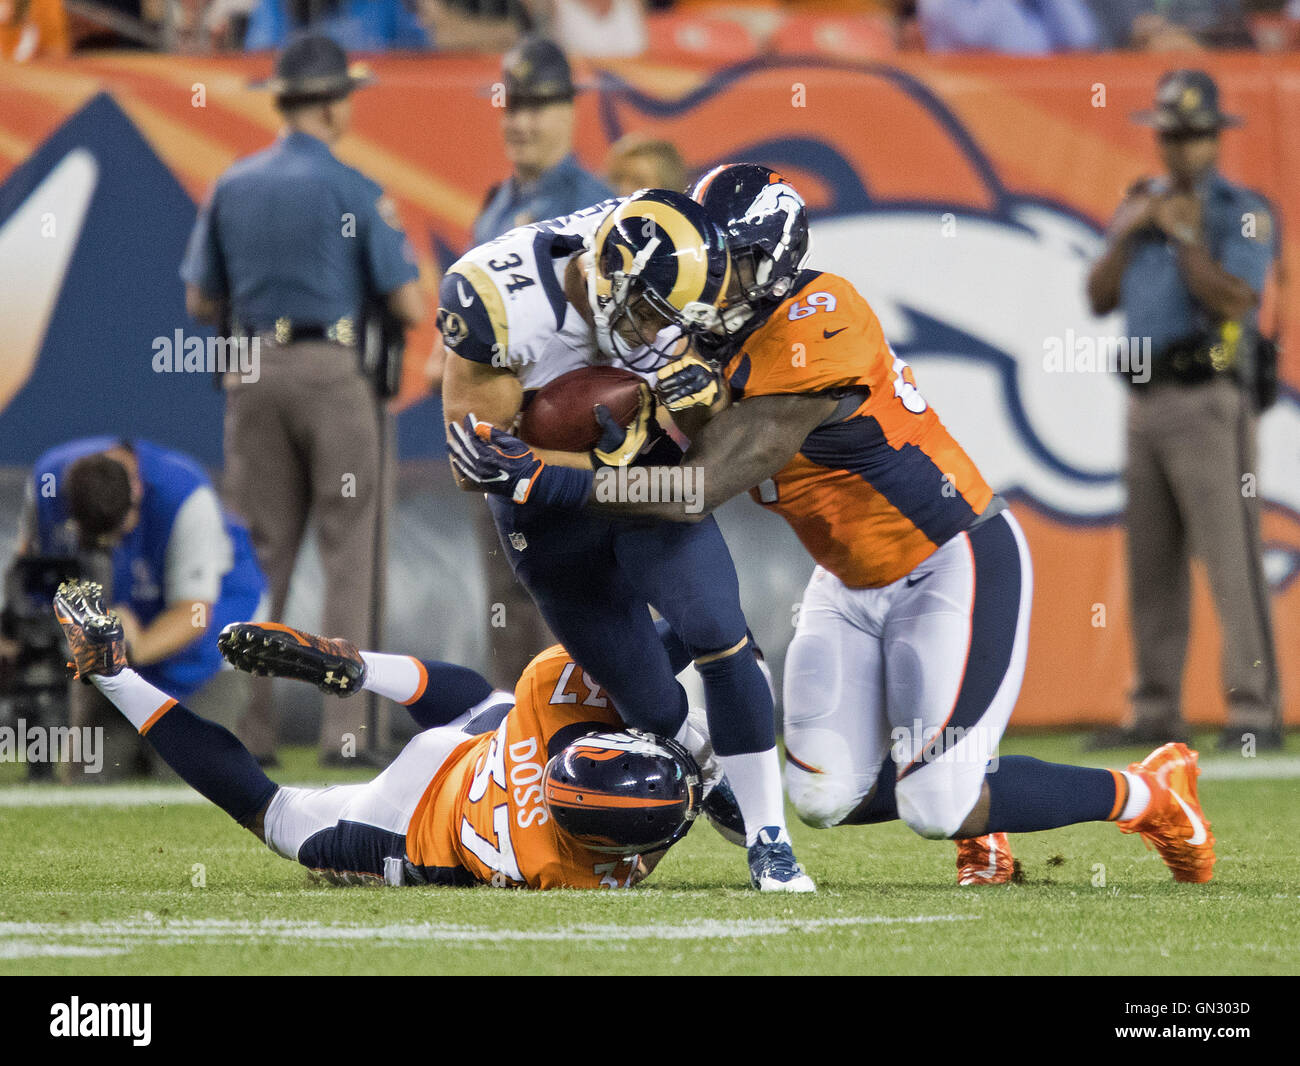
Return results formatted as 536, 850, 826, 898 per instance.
19, 438, 267, 776
469, 35, 614, 688
181, 33, 423, 766
473, 36, 614, 246
1087, 69, 1281, 752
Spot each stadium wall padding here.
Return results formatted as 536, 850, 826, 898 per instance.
1, 52, 1298, 727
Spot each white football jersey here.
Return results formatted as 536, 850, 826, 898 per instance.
439, 199, 661, 392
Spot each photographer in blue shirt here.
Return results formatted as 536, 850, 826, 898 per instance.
21, 438, 267, 777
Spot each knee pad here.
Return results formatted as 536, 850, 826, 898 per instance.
894, 765, 980, 840
783, 728, 869, 829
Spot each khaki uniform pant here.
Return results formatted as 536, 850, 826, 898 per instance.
223, 340, 391, 758
1125, 378, 1279, 732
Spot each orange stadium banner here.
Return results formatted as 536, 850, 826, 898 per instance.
0, 51, 1297, 728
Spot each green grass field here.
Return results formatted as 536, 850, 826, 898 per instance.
1, 731, 1297, 976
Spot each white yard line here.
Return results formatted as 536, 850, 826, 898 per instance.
0, 942, 130, 959
0, 782, 338, 807
0, 913, 979, 950
1196, 756, 1300, 781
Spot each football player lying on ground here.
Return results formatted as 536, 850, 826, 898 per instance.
53, 580, 713, 890
448, 164, 1217, 886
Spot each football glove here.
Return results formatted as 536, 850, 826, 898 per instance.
592, 383, 655, 468
447, 415, 593, 508
655, 353, 724, 412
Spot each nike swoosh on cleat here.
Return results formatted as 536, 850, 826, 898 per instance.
1170, 789, 1208, 846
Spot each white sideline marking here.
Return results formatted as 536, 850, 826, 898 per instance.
0, 782, 336, 808
0, 942, 129, 959
0, 785, 203, 807
1197, 756, 1300, 781
0, 913, 979, 953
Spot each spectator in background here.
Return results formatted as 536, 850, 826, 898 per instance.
0, 0, 69, 59
918, 0, 1099, 51
19, 438, 266, 777
205, 0, 262, 49
535, 0, 647, 57
472, 35, 612, 243
467, 35, 612, 689
1084, 0, 1253, 48
605, 132, 687, 196
418, 0, 529, 51
245, 0, 431, 51
1085, 70, 1280, 752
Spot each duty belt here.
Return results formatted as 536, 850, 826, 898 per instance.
239, 317, 357, 346
1141, 333, 1239, 388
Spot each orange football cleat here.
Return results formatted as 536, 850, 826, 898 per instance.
1118, 742, 1216, 883
217, 622, 367, 696
956, 832, 1017, 885
53, 580, 128, 681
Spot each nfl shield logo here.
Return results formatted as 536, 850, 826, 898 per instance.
509, 533, 527, 551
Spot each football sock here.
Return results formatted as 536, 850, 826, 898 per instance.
718, 747, 790, 847
695, 641, 776, 756
983, 756, 1120, 833
94, 669, 276, 826
361, 653, 495, 729
1117, 771, 1150, 821
694, 641, 787, 846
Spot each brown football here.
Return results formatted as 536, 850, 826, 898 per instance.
518, 366, 646, 452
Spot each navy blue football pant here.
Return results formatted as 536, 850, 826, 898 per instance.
488, 498, 773, 756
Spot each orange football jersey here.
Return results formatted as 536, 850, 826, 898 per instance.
404, 645, 640, 890
725, 271, 994, 588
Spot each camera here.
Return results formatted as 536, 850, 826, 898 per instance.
0, 555, 84, 780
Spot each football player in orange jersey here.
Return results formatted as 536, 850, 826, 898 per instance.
52, 579, 704, 891
451, 165, 1217, 886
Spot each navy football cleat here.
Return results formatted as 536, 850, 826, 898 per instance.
748, 826, 816, 893
218, 622, 367, 696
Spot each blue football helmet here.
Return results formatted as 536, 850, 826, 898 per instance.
689, 163, 811, 334
543, 729, 702, 856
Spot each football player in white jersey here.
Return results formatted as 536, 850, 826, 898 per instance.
439, 190, 814, 891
